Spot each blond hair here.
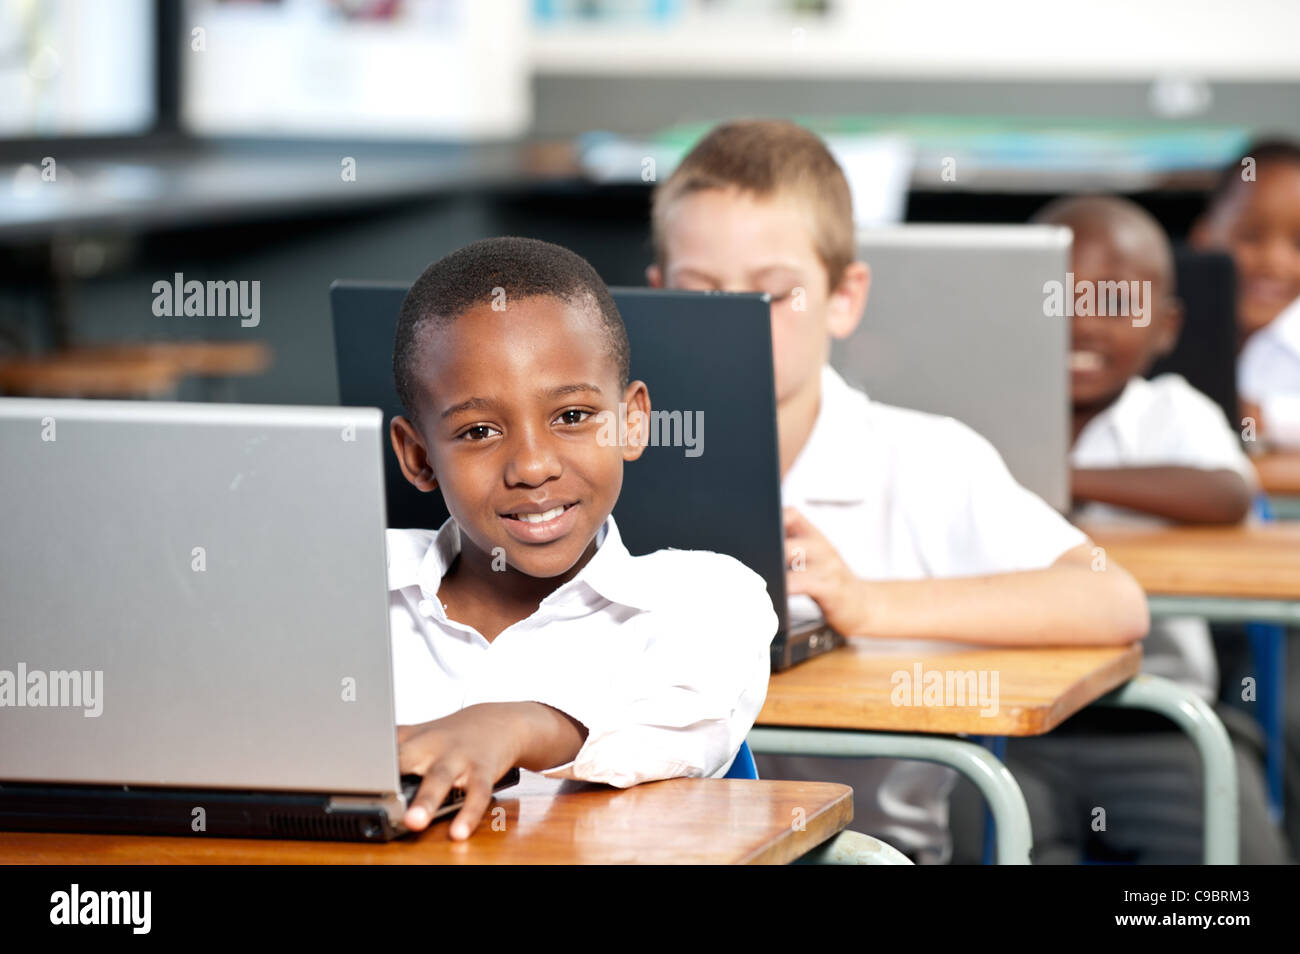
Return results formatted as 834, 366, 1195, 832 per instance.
651, 119, 854, 288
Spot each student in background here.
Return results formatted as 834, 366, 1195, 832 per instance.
1194, 139, 1300, 857
951, 195, 1286, 863
1193, 139, 1300, 448
647, 119, 1149, 864
387, 237, 776, 839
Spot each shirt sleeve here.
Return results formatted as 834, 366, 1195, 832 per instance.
1240, 306, 1300, 449
909, 417, 1087, 576
534, 554, 777, 788
1261, 394, 1300, 448
1148, 376, 1259, 486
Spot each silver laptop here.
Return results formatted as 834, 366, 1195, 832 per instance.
0, 397, 513, 841
831, 225, 1072, 511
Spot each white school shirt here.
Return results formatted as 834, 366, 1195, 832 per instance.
1070, 373, 1259, 701
782, 366, 1087, 585
1239, 296, 1300, 448
765, 365, 1087, 863
386, 515, 776, 788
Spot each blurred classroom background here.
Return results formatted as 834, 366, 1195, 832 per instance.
1, 0, 1298, 404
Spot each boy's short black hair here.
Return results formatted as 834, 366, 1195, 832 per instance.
1206, 137, 1300, 211
393, 236, 631, 420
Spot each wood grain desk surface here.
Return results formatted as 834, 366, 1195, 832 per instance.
1254, 452, 1300, 497
1082, 522, 1300, 601
0, 777, 852, 866
757, 640, 1142, 736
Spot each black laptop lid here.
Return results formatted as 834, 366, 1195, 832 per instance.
330, 281, 789, 630
1148, 247, 1238, 427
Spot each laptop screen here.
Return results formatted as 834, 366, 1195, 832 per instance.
330, 282, 790, 632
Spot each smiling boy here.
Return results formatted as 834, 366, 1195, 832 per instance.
648, 120, 1148, 863
1056, 195, 1256, 531
967, 196, 1286, 864
1193, 138, 1300, 447
385, 237, 775, 839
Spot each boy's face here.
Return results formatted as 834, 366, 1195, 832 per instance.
1195, 161, 1300, 338
648, 187, 866, 408
1069, 229, 1180, 410
392, 296, 648, 580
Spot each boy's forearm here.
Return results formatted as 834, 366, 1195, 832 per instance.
1071, 466, 1253, 524
840, 553, 1148, 646
498, 702, 588, 773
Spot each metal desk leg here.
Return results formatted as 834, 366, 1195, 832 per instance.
747, 726, 1033, 864
973, 735, 1008, 866
1246, 622, 1286, 823
1095, 674, 1240, 864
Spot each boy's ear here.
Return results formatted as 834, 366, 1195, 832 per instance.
646, 264, 664, 289
390, 415, 439, 492
1188, 216, 1209, 250
826, 261, 870, 340
1155, 296, 1184, 357
1188, 213, 1225, 251
621, 380, 652, 463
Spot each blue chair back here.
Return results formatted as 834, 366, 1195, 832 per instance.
723, 740, 759, 780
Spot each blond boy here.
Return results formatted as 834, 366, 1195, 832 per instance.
648, 120, 1148, 862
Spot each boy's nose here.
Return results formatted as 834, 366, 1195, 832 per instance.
1070, 316, 1105, 349
1262, 236, 1297, 274
503, 428, 562, 487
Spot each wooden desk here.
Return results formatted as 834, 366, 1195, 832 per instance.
757, 641, 1142, 736
1254, 452, 1300, 519
1254, 452, 1300, 498
1083, 520, 1299, 830
750, 641, 1144, 864
749, 639, 1236, 863
0, 777, 852, 866
67, 342, 273, 379
0, 354, 181, 398
1083, 523, 1300, 614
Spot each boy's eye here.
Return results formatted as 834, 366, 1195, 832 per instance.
555, 409, 592, 426
459, 424, 499, 441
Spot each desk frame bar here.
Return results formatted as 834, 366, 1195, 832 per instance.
1264, 495, 1300, 520
1147, 595, 1300, 625
1095, 674, 1240, 864
747, 727, 1033, 865
1148, 594, 1291, 821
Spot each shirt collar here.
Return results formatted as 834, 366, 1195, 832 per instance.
1270, 296, 1300, 351
386, 513, 656, 613
781, 364, 873, 504
1076, 376, 1150, 457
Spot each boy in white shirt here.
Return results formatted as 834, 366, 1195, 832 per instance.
1239, 297, 1300, 447
1192, 138, 1300, 448
1194, 141, 1300, 858
967, 195, 1287, 863
647, 119, 1149, 863
386, 236, 776, 839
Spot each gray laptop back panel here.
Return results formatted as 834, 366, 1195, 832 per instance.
0, 399, 399, 795
831, 225, 1072, 511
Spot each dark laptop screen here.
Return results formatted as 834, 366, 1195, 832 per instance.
330, 282, 788, 628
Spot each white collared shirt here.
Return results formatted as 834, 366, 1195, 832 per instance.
1070, 372, 1258, 701
760, 365, 1087, 863
783, 365, 1086, 589
1072, 373, 1259, 524
1239, 296, 1300, 448
386, 515, 776, 788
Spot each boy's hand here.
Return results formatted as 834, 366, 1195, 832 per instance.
397, 701, 586, 840
784, 506, 862, 635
